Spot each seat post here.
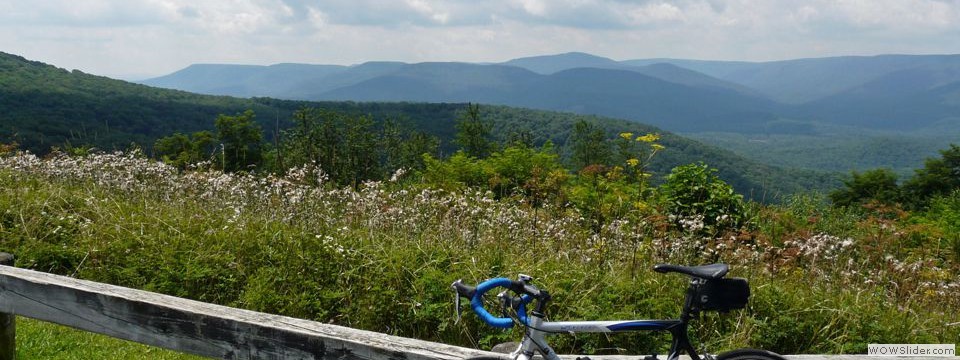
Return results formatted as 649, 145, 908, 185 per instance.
680, 278, 701, 321
665, 279, 702, 360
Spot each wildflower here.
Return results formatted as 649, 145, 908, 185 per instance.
626, 158, 640, 167
389, 168, 407, 182
637, 133, 660, 143
619, 132, 634, 141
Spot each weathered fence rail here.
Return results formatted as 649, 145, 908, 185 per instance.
0, 253, 942, 359
0, 253, 501, 359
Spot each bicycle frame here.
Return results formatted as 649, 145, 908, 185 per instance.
509, 283, 704, 360
453, 265, 755, 360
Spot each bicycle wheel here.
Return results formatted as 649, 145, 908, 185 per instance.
715, 348, 787, 360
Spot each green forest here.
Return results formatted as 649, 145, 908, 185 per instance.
1, 104, 959, 356
1, 51, 837, 199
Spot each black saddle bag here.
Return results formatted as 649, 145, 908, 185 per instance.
697, 277, 750, 312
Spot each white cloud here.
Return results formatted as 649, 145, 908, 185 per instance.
517, 0, 548, 16
627, 3, 685, 24
1, 0, 959, 78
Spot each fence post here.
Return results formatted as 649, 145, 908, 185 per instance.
0, 252, 14, 360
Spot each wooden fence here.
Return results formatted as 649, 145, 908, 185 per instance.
0, 252, 941, 359
0, 252, 503, 359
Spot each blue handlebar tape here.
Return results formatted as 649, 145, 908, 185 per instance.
470, 278, 531, 328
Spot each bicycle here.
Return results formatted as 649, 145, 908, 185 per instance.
452, 263, 786, 360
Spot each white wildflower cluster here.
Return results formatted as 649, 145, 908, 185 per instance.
389, 168, 406, 183
782, 233, 855, 263
919, 279, 960, 298
0, 150, 179, 194
651, 234, 706, 263
669, 214, 705, 233
0, 150, 594, 259
603, 219, 646, 249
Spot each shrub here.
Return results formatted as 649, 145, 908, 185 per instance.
659, 163, 745, 234
829, 168, 901, 208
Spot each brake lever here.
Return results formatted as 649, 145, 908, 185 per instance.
497, 290, 510, 318
452, 281, 463, 323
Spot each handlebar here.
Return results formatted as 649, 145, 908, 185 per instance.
452, 277, 538, 328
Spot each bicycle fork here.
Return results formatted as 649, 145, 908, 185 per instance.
511, 314, 561, 360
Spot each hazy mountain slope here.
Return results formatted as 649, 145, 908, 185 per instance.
929, 80, 960, 107
511, 67, 781, 132
627, 63, 761, 96
280, 61, 408, 100
793, 63, 960, 129
626, 54, 960, 103
141, 64, 263, 95
318, 62, 539, 103
503, 52, 756, 95
653, 55, 960, 104
142, 63, 347, 97
620, 58, 758, 79
501, 52, 629, 74
321, 66, 781, 132
141, 53, 960, 135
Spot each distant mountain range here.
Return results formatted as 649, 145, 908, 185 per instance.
0, 51, 836, 198
142, 52, 960, 134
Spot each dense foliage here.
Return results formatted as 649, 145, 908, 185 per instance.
831, 144, 960, 210
0, 150, 956, 356
660, 163, 744, 233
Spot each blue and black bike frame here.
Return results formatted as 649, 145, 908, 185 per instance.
453, 276, 709, 360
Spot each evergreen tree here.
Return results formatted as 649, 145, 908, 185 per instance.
569, 120, 610, 170
454, 103, 494, 158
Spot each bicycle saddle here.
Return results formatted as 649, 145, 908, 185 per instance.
653, 263, 728, 280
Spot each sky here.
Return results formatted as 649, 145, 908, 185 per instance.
1, 0, 959, 80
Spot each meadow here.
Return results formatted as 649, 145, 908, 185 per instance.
0, 149, 957, 357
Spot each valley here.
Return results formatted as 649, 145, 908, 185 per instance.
141, 52, 960, 176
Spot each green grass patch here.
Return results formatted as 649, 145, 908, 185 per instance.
15, 317, 202, 359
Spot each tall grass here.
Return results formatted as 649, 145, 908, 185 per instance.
17, 317, 200, 359
0, 150, 956, 355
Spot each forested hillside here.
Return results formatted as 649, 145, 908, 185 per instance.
0, 52, 836, 197
0, 52, 263, 152
140, 52, 960, 177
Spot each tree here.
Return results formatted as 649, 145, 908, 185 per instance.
154, 133, 193, 168
344, 114, 378, 186
902, 144, 960, 208
485, 142, 567, 201
397, 131, 439, 172
454, 103, 494, 159
215, 110, 263, 172
569, 120, 610, 170
829, 168, 901, 207
506, 128, 535, 148
191, 130, 217, 159
154, 130, 216, 169
286, 107, 322, 166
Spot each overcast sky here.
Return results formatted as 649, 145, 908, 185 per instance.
2, 0, 959, 79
